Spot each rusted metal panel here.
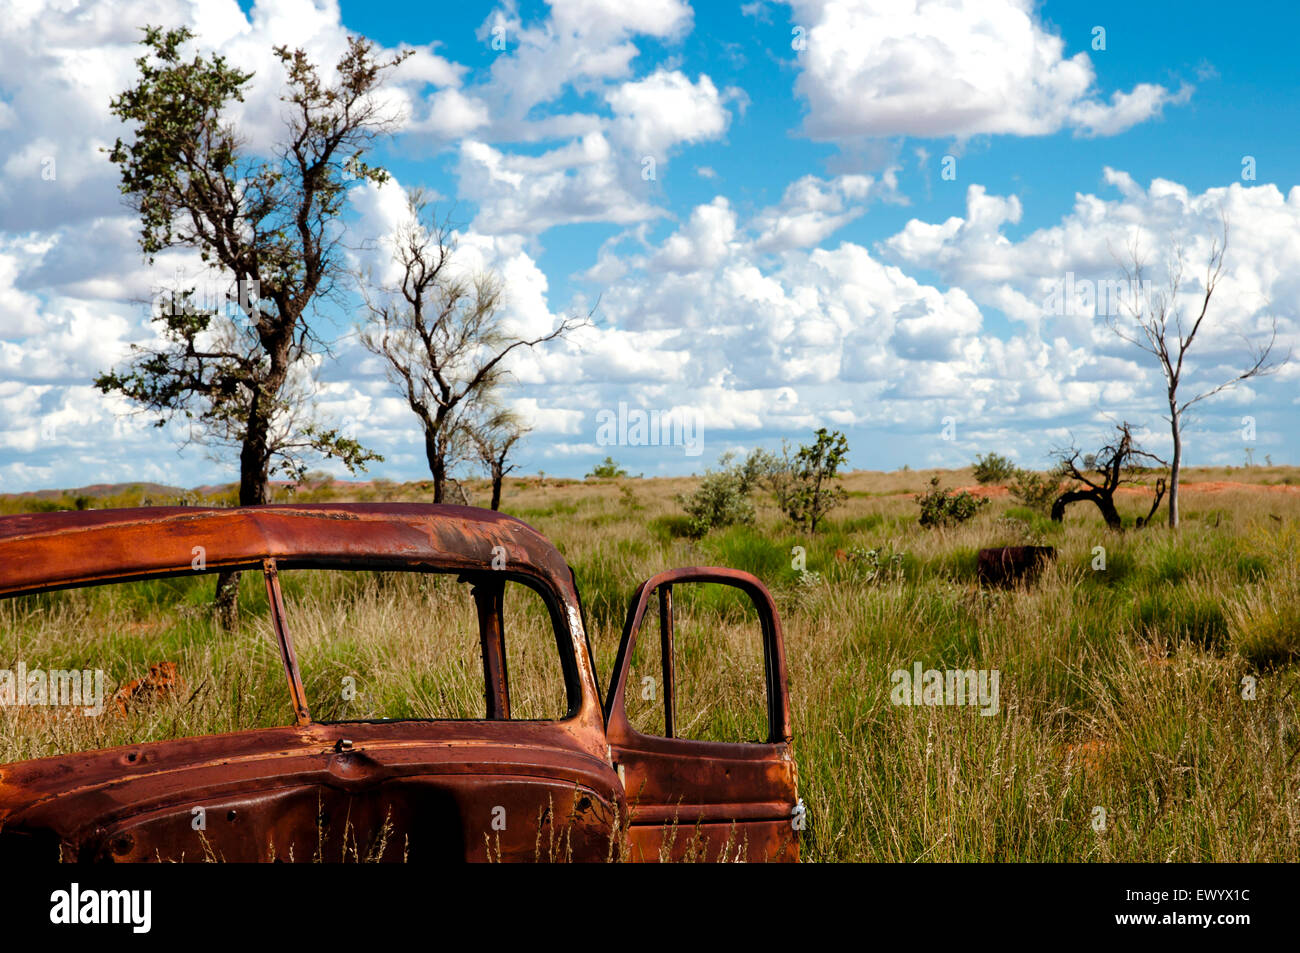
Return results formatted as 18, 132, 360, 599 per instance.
5, 728, 624, 862
603, 567, 800, 862
0, 505, 799, 863
658, 585, 676, 738
0, 504, 577, 602
625, 819, 798, 863
0, 721, 625, 862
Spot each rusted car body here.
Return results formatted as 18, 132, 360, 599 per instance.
0, 504, 798, 862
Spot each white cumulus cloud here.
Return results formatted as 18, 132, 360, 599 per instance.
788, 0, 1190, 140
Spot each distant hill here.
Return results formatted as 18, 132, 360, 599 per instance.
0, 479, 396, 513
5, 479, 395, 501
7, 482, 191, 501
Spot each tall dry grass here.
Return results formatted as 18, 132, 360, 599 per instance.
2, 465, 1299, 860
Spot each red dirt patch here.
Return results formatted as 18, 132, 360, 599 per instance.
901, 480, 1298, 499
1178, 480, 1300, 494
952, 485, 1009, 498
113, 661, 184, 716
1064, 738, 1113, 774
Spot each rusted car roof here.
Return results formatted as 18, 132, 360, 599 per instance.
0, 503, 574, 598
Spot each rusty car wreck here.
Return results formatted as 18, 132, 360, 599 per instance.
0, 503, 799, 862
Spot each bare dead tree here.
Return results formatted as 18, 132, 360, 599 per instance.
1108, 214, 1286, 528
1050, 422, 1167, 530
469, 407, 532, 511
360, 190, 586, 503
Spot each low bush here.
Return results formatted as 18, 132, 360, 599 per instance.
972, 452, 1017, 484
676, 452, 764, 538
915, 477, 989, 528
1009, 468, 1064, 513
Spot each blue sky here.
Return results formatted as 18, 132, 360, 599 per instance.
1, 0, 1297, 491
337, 0, 1300, 304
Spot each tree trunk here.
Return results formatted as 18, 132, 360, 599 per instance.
1096, 492, 1122, 530
216, 399, 272, 631
490, 468, 503, 510
238, 418, 270, 508
1050, 489, 1122, 529
421, 426, 446, 503
1137, 477, 1167, 528
214, 571, 241, 631
1168, 404, 1181, 529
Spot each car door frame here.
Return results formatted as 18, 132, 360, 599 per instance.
602, 567, 799, 861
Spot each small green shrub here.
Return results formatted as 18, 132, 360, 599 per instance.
1009, 467, 1064, 513
586, 456, 627, 479
617, 483, 643, 511
676, 451, 763, 538
766, 429, 850, 533
915, 477, 989, 528
840, 544, 906, 584
972, 452, 1016, 484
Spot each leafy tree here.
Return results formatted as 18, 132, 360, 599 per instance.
972, 452, 1016, 484
98, 26, 405, 627
769, 429, 850, 532
586, 456, 628, 479
360, 190, 584, 503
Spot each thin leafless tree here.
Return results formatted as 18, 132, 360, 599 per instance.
1108, 214, 1286, 528
470, 407, 532, 511
360, 190, 586, 502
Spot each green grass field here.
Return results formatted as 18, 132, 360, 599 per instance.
3, 465, 1299, 861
